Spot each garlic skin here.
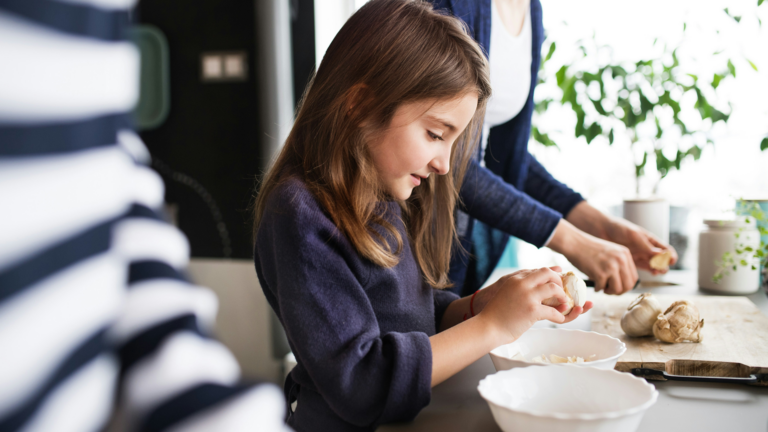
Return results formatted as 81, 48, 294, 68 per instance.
620, 293, 663, 337
542, 272, 587, 316
652, 300, 704, 343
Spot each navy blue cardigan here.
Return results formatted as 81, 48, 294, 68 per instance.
254, 177, 460, 432
434, 0, 585, 295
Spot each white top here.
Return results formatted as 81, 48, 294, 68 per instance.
480, 0, 532, 166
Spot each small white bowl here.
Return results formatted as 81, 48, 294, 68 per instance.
490, 328, 626, 371
478, 366, 658, 432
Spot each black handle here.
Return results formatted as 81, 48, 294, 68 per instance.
631, 368, 766, 385
584, 279, 641, 290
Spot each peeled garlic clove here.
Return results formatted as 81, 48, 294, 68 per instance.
652, 300, 704, 343
542, 272, 587, 315
620, 293, 663, 337
649, 250, 673, 271
549, 354, 568, 364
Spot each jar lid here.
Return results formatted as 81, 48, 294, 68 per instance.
703, 215, 757, 229
623, 197, 667, 203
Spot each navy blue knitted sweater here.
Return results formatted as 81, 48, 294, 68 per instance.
254, 176, 459, 432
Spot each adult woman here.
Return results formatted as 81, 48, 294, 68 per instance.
432, 0, 677, 297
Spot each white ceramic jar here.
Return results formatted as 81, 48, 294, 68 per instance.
698, 217, 760, 294
624, 198, 670, 282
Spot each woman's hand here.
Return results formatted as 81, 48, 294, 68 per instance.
604, 217, 678, 275
476, 267, 592, 345
549, 219, 639, 294
565, 201, 678, 277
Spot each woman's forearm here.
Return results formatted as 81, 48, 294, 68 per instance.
545, 218, 589, 258
429, 315, 502, 387
564, 201, 613, 240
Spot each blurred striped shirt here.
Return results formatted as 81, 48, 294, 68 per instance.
0, 0, 289, 431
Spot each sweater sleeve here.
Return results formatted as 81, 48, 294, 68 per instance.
459, 158, 561, 248
523, 155, 585, 218
432, 287, 460, 330
254, 185, 432, 428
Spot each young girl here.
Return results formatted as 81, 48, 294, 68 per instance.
253, 1, 592, 430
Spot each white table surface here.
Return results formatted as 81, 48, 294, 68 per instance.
378, 269, 768, 432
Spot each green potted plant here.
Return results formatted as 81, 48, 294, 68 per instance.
534, 38, 732, 196
531, 2, 768, 269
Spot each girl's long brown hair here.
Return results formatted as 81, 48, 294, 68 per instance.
253, 0, 491, 289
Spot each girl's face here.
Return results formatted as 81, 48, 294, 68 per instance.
367, 93, 478, 201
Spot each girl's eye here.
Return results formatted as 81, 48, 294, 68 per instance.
427, 131, 443, 141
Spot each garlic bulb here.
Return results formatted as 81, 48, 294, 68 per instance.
542, 272, 587, 316
652, 300, 704, 343
649, 250, 673, 271
620, 293, 663, 337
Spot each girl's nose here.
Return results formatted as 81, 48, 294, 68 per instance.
430, 145, 451, 176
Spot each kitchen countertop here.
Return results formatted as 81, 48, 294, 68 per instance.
378, 269, 768, 432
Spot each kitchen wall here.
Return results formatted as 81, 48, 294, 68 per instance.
188, 259, 282, 383
132, 0, 303, 383
135, 0, 264, 260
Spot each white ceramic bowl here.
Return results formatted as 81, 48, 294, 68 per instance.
478, 366, 658, 432
490, 328, 626, 371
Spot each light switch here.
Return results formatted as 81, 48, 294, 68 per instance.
224, 53, 247, 79
202, 54, 223, 79
201, 51, 248, 82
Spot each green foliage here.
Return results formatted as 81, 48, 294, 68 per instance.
545, 42, 556, 62
533, 7, 765, 182
724, 8, 742, 23
532, 126, 559, 148
533, 38, 732, 191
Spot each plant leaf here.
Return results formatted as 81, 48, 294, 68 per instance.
687, 145, 702, 160
545, 42, 557, 61
728, 59, 736, 77
748, 59, 759, 71
556, 65, 568, 87
712, 73, 724, 89
585, 123, 602, 144
761, 137, 768, 151
532, 127, 559, 149
723, 8, 743, 22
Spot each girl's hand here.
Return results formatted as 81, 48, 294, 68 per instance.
430, 267, 593, 387
476, 267, 582, 345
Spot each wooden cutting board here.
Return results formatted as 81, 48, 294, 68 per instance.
591, 293, 768, 384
